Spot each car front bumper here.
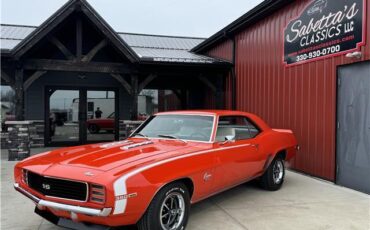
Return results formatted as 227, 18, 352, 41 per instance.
14, 183, 112, 217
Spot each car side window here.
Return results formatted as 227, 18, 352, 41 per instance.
216, 116, 260, 142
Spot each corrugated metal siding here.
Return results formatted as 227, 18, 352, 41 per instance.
157, 90, 181, 112
224, 73, 233, 110
205, 40, 234, 109
207, 39, 233, 62
204, 88, 216, 109
207, 0, 370, 181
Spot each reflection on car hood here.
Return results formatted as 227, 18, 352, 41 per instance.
18, 138, 206, 172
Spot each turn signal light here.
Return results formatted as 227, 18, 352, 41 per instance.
89, 184, 105, 204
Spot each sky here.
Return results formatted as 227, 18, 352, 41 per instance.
0, 0, 264, 108
1, 0, 264, 37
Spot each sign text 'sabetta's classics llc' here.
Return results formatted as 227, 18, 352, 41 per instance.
284, 0, 365, 66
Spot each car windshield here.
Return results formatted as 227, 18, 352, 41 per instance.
133, 115, 214, 142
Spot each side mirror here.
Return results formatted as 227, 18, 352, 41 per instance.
220, 135, 235, 145
225, 135, 235, 141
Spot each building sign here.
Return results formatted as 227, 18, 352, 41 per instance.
284, 0, 365, 66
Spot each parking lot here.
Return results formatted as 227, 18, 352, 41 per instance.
1, 148, 369, 230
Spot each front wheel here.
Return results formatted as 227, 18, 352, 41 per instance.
259, 156, 285, 191
138, 182, 190, 230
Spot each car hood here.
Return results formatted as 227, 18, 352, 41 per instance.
19, 138, 204, 173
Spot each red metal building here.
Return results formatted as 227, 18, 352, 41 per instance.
193, 0, 370, 193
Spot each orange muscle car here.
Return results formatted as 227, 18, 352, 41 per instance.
14, 110, 298, 230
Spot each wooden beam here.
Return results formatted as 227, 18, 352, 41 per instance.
82, 40, 108, 63
13, 6, 76, 59
110, 74, 132, 94
138, 74, 157, 92
198, 75, 216, 92
76, 19, 83, 59
23, 71, 47, 90
1, 69, 15, 88
49, 36, 75, 60
80, 7, 139, 63
23, 59, 132, 74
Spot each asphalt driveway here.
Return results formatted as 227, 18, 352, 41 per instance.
1, 148, 369, 230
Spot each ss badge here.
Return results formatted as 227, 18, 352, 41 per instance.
42, 183, 51, 190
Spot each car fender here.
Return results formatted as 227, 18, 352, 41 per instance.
112, 150, 216, 220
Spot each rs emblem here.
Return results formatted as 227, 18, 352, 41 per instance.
42, 183, 51, 190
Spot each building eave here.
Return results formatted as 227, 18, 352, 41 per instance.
191, 0, 294, 53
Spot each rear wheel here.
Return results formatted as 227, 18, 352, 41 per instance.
138, 182, 190, 230
88, 124, 100, 134
260, 156, 285, 191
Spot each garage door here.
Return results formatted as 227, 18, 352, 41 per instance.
337, 61, 370, 194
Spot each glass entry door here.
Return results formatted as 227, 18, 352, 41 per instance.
46, 87, 118, 146
48, 89, 80, 144
86, 90, 117, 143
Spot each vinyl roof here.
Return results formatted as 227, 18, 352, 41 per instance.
1, 24, 227, 64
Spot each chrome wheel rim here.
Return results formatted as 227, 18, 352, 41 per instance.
273, 160, 284, 184
160, 192, 185, 230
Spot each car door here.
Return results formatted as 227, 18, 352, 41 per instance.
213, 116, 263, 190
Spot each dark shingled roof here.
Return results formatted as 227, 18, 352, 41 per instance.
1, 24, 227, 64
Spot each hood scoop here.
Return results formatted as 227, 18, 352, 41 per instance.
121, 141, 154, 150
99, 140, 133, 148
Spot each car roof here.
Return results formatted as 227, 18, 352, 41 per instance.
155, 110, 271, 131
156, 110, 253, 116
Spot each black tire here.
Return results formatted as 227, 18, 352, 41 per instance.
260, 156, 285, 191
138, 182, 190, 230
88, 124, 100, 134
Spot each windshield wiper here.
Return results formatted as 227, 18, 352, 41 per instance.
157, 134, 187, 143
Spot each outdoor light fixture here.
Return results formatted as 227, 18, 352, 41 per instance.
345, 51, 362, 59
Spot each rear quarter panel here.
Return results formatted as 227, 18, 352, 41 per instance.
258, 129, 298, 162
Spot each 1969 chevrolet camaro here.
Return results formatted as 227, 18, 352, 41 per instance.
14, 110, 298, 230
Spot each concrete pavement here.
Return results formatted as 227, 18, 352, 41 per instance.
1, 148, 369, 230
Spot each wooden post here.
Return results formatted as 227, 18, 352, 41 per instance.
15, 68, 24, 120
172, 90, 187, 110
174, 89, 188, 110
131, 75, 139, 120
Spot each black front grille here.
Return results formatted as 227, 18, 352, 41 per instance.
27, 171, 88, 201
